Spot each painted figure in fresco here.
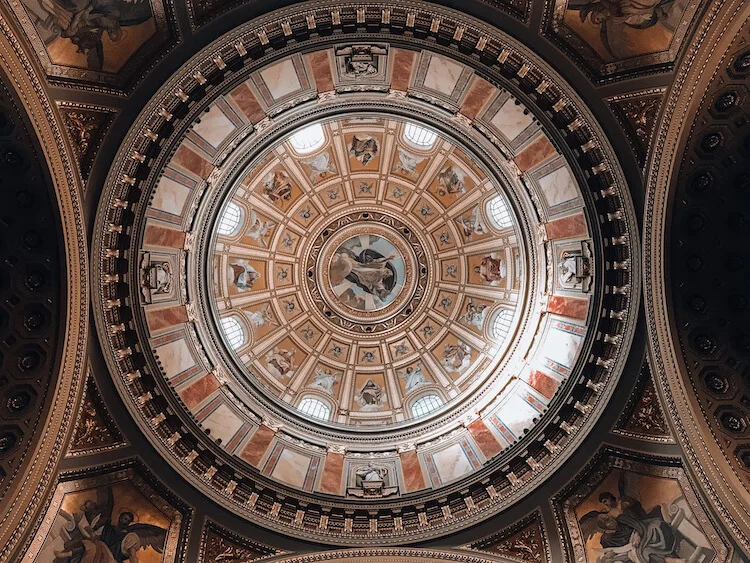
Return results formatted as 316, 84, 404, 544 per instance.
330, 247, 396, 302
392, 148, 424, 180
265, 347, 296, 379
399, 364, 428, 393
245, 209, 275, 247
36, 0, 153, 71
309, 369, 339, 394
567, 0, 681, 60
354, 379, 387, 411
262, 169, 293, 205
459, 300, 488, 330
436, 165, 466, 196
303, 152, 336, 180
474, 254, 507, 285
442, 341, 471, 373
50, 485, 166, 563
228, 262, 260, 291
349, 135, 379, 166
455, 206, 487, 239
578, 473, 684, 563
245, 304, 276, 332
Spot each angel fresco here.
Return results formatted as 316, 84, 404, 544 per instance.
47, 485, 167, 563
26, 0, 154, 72
228, 262, 260, 291
565, 0, 687, 61
577, 472, 712, 563
392, 148, 425, 180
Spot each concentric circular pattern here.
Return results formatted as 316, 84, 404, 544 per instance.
92, 1, 638, 544
670, 41, 750, 481
210, 116, 525, 427
0, 72, 63, 487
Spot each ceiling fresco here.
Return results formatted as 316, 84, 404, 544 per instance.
0, 0, 747, 560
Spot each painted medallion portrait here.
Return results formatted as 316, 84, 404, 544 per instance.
328, 234, 405, 312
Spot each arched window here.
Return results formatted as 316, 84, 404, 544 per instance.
487, 195, 513, 230
492, 308, 513, 343
217, 202, 243, 236
220, 316, 245, 349
403, 122, 438, 149
289, 123, 325, 154
411, 394, 443, 418
297, 396, 331, 421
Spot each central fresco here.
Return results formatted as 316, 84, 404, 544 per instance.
211, 116, 524, 426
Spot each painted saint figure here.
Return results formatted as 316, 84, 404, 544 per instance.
399, 364, 428, 393
309, 369, 339, 394
459, 300, 488, 330
262, 169, 293, 205
228, 262, 260, 291
330, 247, 396, 302
455, 206, 487, 239
392, 148, 424, 180
354, 379, 387, 411
474, 254, 507, 285
437, 165, 466, 196
265, 347, 296, 379
349, 135, 379, 166
442, 341, 471, 373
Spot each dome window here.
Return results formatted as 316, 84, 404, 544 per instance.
217, 202, 243, 236
411, 394, 443, 418
492, 308, 513, 343
487, 195, 513, 230
289, 123, 325, 154
403, 122, 438, 149
297, 396, 331, 421
220, 316, 245, 349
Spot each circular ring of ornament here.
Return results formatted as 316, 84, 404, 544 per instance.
92, 0, 640, 544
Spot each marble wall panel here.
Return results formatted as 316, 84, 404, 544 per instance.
154, 336, 198, 379
202, 403, 244, 445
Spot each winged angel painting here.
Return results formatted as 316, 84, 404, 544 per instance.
575, 470, 715, 563
17, 0, 157, 74
34, 479, 173, 563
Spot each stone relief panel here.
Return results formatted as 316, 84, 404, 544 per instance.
545, 0, 700, 80
607, 89, 665, 169
553, 449, 728, 563
7, 0, 175, 90
614, 359, 673, 443
57, 102, 116, 185
22, 463, 189, 562
198, 521, 282, 562
465, 511, 550, 562
66, 372, 127, 457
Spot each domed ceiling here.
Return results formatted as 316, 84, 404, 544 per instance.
88, 3, 639, 543
4, 0, 749, 559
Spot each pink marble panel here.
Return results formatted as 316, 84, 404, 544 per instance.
523, 370, 560, 399
146, 305, 188, 333
467, 419, 503, 459
547, 295, 588, 320
391, 49, 416, 91
229, 82, 266, 124
307, 51, 334, 92
143, 224, 185, 248
460, 77, 496, 120
514, 135, 557, 171
544, 213, 587, 240
318, 452, 344, 494
178, 372, 220, 410
173, 144, 213, 180
239, 425, 276, 468
401, 450, 427, 492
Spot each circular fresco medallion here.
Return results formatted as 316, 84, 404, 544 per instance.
329, 234, 405, 313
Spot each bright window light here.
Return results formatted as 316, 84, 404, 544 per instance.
492, 308, 513, 343
487, 195, 513, 229
411, 394, 443, 418
220, 316, 245, 349
217, 202, 243, 236
403, 122, 438, 149
289, 123, 325, 154
298, 396, 331, 421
